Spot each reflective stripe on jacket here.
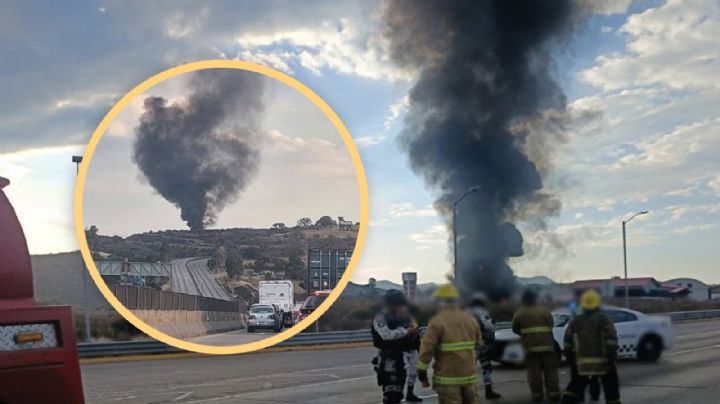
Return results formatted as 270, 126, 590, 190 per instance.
511, 305, 556, 353
563, 311, 618, 376
418, 307, 482, 386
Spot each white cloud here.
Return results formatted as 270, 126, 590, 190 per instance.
384, 95, 409, 129
409, 224, 447, 250
389, 203, 437, 218
354, 135, 386, 147
671, 223, 715, 235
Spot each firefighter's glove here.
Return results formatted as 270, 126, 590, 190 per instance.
418, 369, 430, 388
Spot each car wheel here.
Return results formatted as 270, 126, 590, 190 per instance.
637, 335, 663, 361
247, 327, 255, 333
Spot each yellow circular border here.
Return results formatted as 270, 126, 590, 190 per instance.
74, 60, 369, 355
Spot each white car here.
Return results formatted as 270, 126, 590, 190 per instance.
491, 306, 675, 365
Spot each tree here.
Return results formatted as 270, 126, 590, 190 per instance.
315, 216, 336, 227
297, 217, 313, 227
272, 222, 287, 229
225, 249, 244, 278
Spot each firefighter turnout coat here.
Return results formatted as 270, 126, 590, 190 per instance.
511, 305, 556, 354
418, 307, 483, 386
563, 311, 618, 376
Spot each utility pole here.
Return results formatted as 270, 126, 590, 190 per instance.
72, 155, 92, 342
622, 210, 649, 308
452, 186, 481, 279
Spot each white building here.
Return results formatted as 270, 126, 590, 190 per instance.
665, 278, 711, 301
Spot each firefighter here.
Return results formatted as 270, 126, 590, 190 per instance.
372, 289, 419, 404
417, 284, 482, 404
467, 292, 502, 400
561, 290, 621, 404
512, 289, 561, 403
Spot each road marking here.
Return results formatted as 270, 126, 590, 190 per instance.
666, 343, 720, 356
184, 375, 375, 403
174, 392, 194, 400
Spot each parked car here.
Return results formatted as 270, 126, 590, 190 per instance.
247, 303, 283, 333
491, 306, 675, 365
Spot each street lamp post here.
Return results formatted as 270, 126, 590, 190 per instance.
453, 186, 481, 279
72, 155, 92, 342
622, 210, 649, 308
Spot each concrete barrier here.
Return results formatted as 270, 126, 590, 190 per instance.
132, 309, 246, 339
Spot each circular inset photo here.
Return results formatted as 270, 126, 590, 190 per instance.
74, 61, 368, 354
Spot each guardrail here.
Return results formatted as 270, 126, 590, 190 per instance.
77, 310, 720, 358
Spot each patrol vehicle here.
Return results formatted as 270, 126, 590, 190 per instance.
492, 306, 675, 365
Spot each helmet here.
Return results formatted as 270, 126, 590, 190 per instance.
469, 292, 487, 306
580, 289, 601, 311
433, 283, 460, 300
521, 289, 538, 305
384, 289, 408, 306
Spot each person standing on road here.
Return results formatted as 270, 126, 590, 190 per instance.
417, 284, 482, 404
561, 290, 621, 404
372, 290, 419, 404
467, 292, 502, 400
512, 289, 561, 403
400, 308, 424, 402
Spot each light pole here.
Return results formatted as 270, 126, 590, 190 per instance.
453, 186, 481, 278
622, 210, 649, 308
72, 155, 92, 342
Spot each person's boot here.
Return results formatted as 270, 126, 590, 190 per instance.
485, 385, 502, 400
405, 385, 423, 402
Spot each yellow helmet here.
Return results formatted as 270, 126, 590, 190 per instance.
579, 289, 602, 311
434, 283, 460, 300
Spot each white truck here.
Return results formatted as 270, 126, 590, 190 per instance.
258, 281, 296, 328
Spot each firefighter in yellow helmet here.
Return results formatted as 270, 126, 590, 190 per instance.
561, 289, 621, 404
417, 284, 483, 404
512, 289, 561, 402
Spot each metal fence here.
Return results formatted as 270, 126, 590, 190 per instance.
112, 284, 240, 313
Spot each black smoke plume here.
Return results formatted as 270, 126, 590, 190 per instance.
384, 0, 583, 299
133, 69, 263, 230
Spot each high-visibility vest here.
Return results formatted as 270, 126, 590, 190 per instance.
512, 305, 556, 353
563, 311, 618, 375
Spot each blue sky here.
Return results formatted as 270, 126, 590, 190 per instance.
1, 0, 718, 285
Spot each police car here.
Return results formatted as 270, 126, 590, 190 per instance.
491, 306, 675, 365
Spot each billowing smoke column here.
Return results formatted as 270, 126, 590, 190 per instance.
133, 69, 264, 230
384, 0, 581, 299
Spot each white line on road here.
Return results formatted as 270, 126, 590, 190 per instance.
184, 375, 375, 403
174, 392, 194, 401
666, 344, 720, 357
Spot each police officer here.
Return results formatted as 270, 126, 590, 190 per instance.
512, 289, 561, 403
468, 292, 501, 400
372, 289, 419, 404
562, 290, 621, 404
402, 309, 424, 402
417, 284, 482, 404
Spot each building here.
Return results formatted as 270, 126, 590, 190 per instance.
664, 278, 712, 301
517, 276, 574, 303
306, 249, 353, 295
402, 272, 418, 300
711, 287, 720, 301
571, 277, 663, 298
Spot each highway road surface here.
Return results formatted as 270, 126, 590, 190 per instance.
81, 319, 720, 403
187, 328, 271, 346
170, 258, 230, 300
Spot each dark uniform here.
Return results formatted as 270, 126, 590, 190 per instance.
512, 292, 561, 402
562, 310, 621, 404
468, 296, 501, 399
372, 310, 416, 404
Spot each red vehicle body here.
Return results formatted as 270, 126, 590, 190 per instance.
0, 177, 85, 403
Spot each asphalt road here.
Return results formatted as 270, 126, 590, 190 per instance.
187, 328, 272, 345
81, 319, 720, 403
169, 258, 230, 300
